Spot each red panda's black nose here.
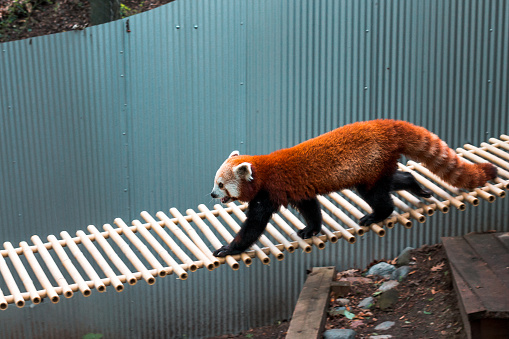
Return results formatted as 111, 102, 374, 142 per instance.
211, 192, 218, 198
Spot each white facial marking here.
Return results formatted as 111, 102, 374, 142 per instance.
211, 158, 242, 203
211, 152, 254, 204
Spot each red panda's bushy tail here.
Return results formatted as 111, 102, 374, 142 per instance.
395, 121, 497, 189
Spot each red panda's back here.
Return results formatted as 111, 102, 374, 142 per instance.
258, 120, 402, 204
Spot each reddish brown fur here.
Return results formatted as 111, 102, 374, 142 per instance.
225, 119, 497, 206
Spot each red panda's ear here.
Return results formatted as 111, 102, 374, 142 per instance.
229, 151, 240, 158
233, 162, 253, 181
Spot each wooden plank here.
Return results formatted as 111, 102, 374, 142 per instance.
449, 263, 484, 330
464, 232, 509, 288
442, 236, 507, 314
450, 264, 473, 339
443, 237, 485, 317
286, 267, 336, 339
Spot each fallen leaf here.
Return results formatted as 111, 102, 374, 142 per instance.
339, 269, 358, 277
431, 262, 445, 271
358, 311, 373, 317
343, 310, 355, 319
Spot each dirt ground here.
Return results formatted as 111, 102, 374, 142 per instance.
0, 0, 175, 43
209, 244, 466, 339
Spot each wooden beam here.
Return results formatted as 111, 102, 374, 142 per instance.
286, 267, 336, 339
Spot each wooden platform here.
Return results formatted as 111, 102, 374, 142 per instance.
442, 232, 509, 339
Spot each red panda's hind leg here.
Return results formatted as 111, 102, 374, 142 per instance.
391, 171, 432, 198
293, 198, 322, 239
357, 176, 395, 226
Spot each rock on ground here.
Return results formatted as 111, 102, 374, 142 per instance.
336, 298, 350, 306
377, 289, 399, 310
391, 265, 412, 281
366, 262, 396, 277
378, 280, 399, 292
358, 296, 374, 309
396, 247, 414, 266
322, 328, 357, 339
374, 321, 396, 331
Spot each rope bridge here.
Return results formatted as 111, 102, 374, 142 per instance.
1, 136, 509, 310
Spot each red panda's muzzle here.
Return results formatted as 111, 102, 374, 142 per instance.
221, 196, 237, 204
211, 186, 237, 204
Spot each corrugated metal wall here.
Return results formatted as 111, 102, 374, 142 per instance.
0, 0, 508, 337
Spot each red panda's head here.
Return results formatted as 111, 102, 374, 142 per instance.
210, 151, 256, 203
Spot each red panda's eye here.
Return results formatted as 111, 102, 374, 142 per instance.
218, 183, 224, 189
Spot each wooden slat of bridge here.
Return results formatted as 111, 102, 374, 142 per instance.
0, 135, 508, 309
442, 232, 509, 339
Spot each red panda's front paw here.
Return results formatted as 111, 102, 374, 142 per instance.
297, 228, 320, 239
213, 245, 244, 257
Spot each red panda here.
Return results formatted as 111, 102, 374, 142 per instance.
210, 119, 497, 257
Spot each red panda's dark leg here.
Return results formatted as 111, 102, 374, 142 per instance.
357, 176, 395, 226
213, 190, 279, 257
293, 198, 322, 239
390, 171, 432, 198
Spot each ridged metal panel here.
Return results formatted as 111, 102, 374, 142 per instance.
124, 0, 248, 215
0, 24, 130, 246
0, 0, 508, 338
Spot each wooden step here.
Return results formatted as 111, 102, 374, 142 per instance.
442, 232, 509, 339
